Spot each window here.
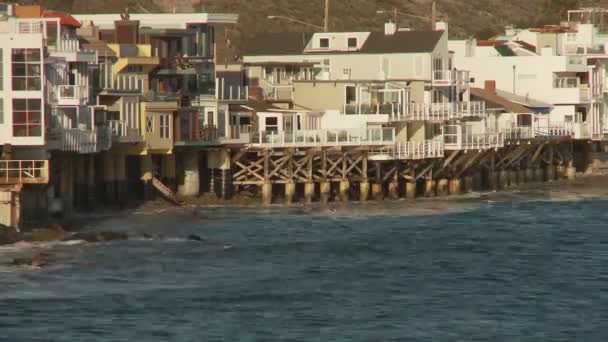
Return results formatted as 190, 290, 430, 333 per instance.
160, 114, 170, 139
125, 65, 144, 73
319, 38, 329, 48
348, 37, 357, 48
12, 49, 41, 91
12, 98, 41, 137
265, 117, 278, 132
345, 86, 357, 104
343, 68, 351, 76
145, 116, 154, 133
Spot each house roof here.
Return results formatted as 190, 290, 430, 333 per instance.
359, 30, 443, 54
243, 30, 443, 56
470, 88, 533, 114
43, 11, 82, 28
495, 89, 553, 109
242, 32, 313, 56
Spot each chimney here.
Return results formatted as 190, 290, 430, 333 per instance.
384, 22, 396, 36
484, 80, 496, 94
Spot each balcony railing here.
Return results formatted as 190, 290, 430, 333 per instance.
49, 85, 88, 106
444, 132, 505, 151
250, 128, 395, 147
501, 127, 535, 141
534, 120, 573, 138
343, 103, 402, 116
219, 85, 249, 101
57, 38, 80, 52
268, 85, 294, 101
390, 101, 485, 122
432, 70, 454, 85
369, 140, 445, 161
99, 72, 143, 93
0, 160, 49, 185
108, 120, 142, 143
230, 125, 252, 140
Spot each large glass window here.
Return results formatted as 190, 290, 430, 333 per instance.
160, 114, 170, 139
12, 98, 42, 137
12, 49, 41, 91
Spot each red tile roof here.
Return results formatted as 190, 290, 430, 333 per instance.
42, 11, 82, 28
477, 40, 507, 46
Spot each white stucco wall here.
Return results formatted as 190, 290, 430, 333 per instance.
0, 34, 45, 146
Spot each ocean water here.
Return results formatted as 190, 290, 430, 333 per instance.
0, 189, 607, 341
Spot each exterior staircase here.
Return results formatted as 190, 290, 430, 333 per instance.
151, 177, 181, 206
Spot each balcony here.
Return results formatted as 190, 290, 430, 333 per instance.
50, 85, 88, 106
48, 38, 97, 63
219, 85, 249, 102
369, 140, 445, 161
0, 160, 49, 185
250, 128, 395, 148
99, 74, 143, 94
432, 70, 454, 86
108, 120, 143, 143
501, 127, 535, 141
57, 127, 112, 154
390, 101, 485, 122
444, 128, 505, 151
343, 103, 402, 116
260, 79, 294, 101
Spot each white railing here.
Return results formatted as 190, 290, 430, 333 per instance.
393, 140, 445, 160
391, 101, 485, 121
343, 103, 402, 116
260, 79, 294, 101
0, 160, 49, 185
229, 125, 252, 140
250, 128, 395, 147
58, 38, 80, 52
445, 132, 505, 151
108, 120, 141, 142
113, 74, 142, 92
534, 119, 573, 137
580, 87, 590, 102
432, 70, 453, 85
16, 20, 43, 34
61, 129, 98, 154
219, 85, 249, 101
455, 70, 470, 87
501, 127, 535, 141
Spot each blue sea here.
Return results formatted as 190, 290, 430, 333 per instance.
0, 186, 607, 341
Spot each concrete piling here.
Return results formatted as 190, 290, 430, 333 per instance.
545, 164, 556, 182
304, 182, 315, 204
320, 181, 331, 204
285, 182, 295, 205
388, 180, 399, 200
339, 180, 350, 202
371, 183, 383, 201
101, 152, 115, 204
140, 154, 154, 201
262, 182, 272, 205
566, 161, 576, 180
114, 154, 127, 207
359, 181, 370, 202
436, 178, 448, 196
405, 181, 416, 199
178, 152, 200, 197
449, 178, 461, 195
424, 179, 436, 197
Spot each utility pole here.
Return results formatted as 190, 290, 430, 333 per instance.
431, 0, 437, 31
324, 0, 330, 32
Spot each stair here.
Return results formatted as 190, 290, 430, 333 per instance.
151, 177, 182, 206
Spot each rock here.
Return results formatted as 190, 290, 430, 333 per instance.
142, 233, 163, 240
187, 234, 206, 242
65, 231, 129, 243
12, 253, 50, 268
0, 224, 20, 246
22, 228, 68, 243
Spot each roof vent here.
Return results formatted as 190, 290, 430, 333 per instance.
384, 22, 396, 36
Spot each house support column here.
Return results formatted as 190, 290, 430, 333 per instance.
498, 170, 509, 189
178, 152, 200, 197
566, 161, 576, 180
545, 164, 556, 182
517, 169, 526, 184
320, 181, 330, 204
140, 154, 154, 201
556, 163, 566, 179
463, 176, 473, 193
436, 178, 448, 196
489, 171, 499, 191
359, 181, 369, 202
449, 178, 461, 195
87, 155, 96, 209
162, 154, 176, 190
508, 170, 518, 187
405, 181, 416, 199
285, 182, 295, 205
101, 152, 115, 204
388, 179, 399, 200
525, 169, 534, 183
424, 179, 436, 197
371, 183, 383, 201
60, 156, 74, 213
75, 155, 87, 210
534, 168, 544, 182
262, 182, 272, 205
114, 154, 127, 207
304, 182, 315, 205
339, 180, 350, 202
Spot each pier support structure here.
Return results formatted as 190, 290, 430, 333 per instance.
178, 152, 200, 197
